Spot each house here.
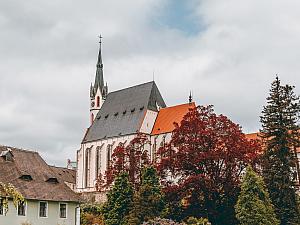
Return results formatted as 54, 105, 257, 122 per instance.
0, 145, 81, 225
76, 40, 196, 198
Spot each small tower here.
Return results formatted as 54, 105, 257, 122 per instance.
90, 36, 108, 125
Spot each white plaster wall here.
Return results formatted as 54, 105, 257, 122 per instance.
76, 134, 136, 193
139, 110, 158, 134
149, 133, 172, 162
0, 200, 79, 225
90, 88, 103, 124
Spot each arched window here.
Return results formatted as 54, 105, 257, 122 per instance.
85, 148, 91, 188
95, 146, 102, 178
106, 145, 111, 169
96, 96, 100, 107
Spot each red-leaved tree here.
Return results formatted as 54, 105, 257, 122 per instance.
156, 105, 261, 225
96, 133, 150, 191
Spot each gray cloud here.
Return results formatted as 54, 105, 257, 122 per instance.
0, 0, 299, 166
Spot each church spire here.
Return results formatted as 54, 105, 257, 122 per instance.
93, 35, 105, 98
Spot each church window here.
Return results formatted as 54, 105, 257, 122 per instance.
106, 145, 112, 169
91, 113, 94, 124
96, 147, 102, 178
85, 148, 91, 188
96, 96, 100, 107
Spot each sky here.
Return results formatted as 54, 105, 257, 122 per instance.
0, 0, 299, 166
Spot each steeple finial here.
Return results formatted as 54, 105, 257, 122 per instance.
189, 91, 193, 104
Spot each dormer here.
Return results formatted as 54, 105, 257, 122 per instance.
0, 149, 14, 162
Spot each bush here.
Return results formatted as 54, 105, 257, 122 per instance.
185, 217, 211, 225
142, 217, 185, 225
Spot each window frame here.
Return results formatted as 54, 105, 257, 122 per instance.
59, 202, 68, 219
17, 201, 26, 216
38, 201, 48, 218
0, 198, 3, 216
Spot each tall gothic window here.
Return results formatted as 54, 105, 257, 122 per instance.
96, 96, 100, 107
95, 146, 102, 178
85, 148, 91, 188
106, 145, 112, 169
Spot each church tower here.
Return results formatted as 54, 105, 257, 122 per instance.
90, 36, 108, 125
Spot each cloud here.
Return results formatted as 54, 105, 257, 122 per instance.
0, 0, 299, 166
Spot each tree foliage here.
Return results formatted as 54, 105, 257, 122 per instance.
96, 133, 150, 191
260, 76, 300, 224
235, 166, 279, 225
127, 166, 165, 224
102, 172, 133, 225
157, 105, 261, 225
0, 182, 24, 215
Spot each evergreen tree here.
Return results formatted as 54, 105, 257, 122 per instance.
235, 166, 279, 225
260, 76, 300, 224
102, 172, 133, 225
127, 166, 165, 225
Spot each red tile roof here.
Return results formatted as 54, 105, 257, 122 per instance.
151, 102, 196, 135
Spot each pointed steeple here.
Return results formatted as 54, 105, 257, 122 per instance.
94, 35, 105, 97
189, 91, 193, 104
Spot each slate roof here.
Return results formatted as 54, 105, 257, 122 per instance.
151, 102, 196, 135
0, 145, 81, 202
83, 81, 166, 143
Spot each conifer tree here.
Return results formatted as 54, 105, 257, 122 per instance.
102, 172, 133, 225
127, 166, 165, 225
235, 166, 279, 225
260, 76, 300, 224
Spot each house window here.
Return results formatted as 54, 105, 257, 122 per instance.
59, 203, 67, 218
17, 201, 26, 216
0, 199, 3, 215
39, 201, 48, 218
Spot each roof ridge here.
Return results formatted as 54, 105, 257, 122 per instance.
0, 145, 38, 154
160, 102, 195, 110
108, 81, 154, 95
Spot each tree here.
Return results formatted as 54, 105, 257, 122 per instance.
235, 166, 279, 225
96, 133, 150, 191
260, 76, 300, 224
102, 172, 133, 225
157, 105, 261, 225
127, 166, 165, 224
0, 182, 24, 215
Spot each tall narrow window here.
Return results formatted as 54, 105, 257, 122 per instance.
39, 201, 48, 218
17, 201, 26, 216
0, 199, 3, 215
59, 203, 67, 218
96, 147, 102, 178
96, 96, 100, 107
85, 148, 91, 188
106, 145, 111, 169
91, 113, 94, 124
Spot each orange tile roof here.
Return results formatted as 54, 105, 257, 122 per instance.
151, 102, 196, 135
245, 132, 300, 153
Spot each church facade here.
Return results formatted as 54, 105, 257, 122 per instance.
76, 41, 195, 195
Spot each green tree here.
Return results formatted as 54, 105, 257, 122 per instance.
260, 76, 300, 224
235, 166, 279, 225
127, 166, 165, 225
102, 172, 133, 225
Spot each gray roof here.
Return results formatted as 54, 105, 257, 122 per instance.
83, 81, 166, 143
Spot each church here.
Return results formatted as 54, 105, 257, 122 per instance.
76, 40, 195, 197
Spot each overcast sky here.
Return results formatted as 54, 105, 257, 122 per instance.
0, 0, 299, 166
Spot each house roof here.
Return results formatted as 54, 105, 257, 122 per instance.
0, 145, 81, 202
245, 132, 300, 153
50, 166, 76, 184
83, 81, 166, 143
151, 102, 196, 135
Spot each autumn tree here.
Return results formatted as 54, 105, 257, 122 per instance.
0, 182, 24, 215
235, 166, 279, 225
157, 105, 261, 225
260, 76, 300, 224
102, 172, 133, 225
96, 133, 150, 191
127, 166, 165, 224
